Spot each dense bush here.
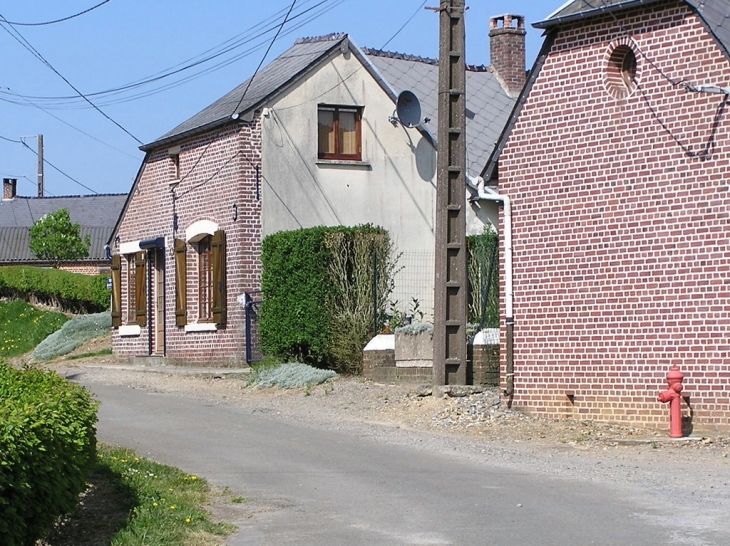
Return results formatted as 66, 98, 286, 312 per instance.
31, 312, 112, 362
0, 266, 109, 313
260, 227, 333, 366
467, 227, 500, 328
0, 363, 98, 546
260, 225, 396, 372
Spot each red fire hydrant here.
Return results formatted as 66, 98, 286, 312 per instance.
658, 365, 685, 438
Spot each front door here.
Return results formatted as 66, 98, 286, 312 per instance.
153, 248, 165, 355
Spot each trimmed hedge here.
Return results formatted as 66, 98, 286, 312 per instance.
260, 225, 394, 371
261, 227, 334, 366
0, 363, 98, 546
0, 266, 109, 312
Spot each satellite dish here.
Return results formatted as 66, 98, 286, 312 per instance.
396, 90, 422, 128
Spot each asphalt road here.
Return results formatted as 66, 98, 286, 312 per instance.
83, 381, 727, 546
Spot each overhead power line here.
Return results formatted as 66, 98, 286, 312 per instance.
20, 140, 99, 194
0, 0, 337, 110
0, 1, 112, 26
0, 13, 143, 145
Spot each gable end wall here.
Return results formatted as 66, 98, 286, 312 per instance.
499, 1, 730, 430
112, 121, 262, 365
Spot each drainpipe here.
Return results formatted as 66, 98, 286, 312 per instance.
467, 175, 515, 396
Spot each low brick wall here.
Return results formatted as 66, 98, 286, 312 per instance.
363, 330, 500, 386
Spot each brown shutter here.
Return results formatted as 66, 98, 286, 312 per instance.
174, 239, 187, 327
111, 254, 122, 328
211, 230, 227, 326
135, 251, 147, 327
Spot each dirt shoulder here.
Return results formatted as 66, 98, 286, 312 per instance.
48, 355, 730, 461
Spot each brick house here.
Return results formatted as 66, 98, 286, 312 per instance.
485, 0, 730, 430
109, 22, 527, 365
0, 178, 125, 275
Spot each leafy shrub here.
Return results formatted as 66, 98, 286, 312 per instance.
260, 225, 397, 373
260, 227, 333, 366
467, 227, 500, 328
0, 363, 98, 546
31, 312, 111, 362
0, 266, 109, 313
324, 229, 397, 374
248, 362, 337, 389
0, 300, 69, 358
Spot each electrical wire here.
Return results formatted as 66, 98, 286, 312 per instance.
176, 0, 300, 187
231, 0, 298, 117
177, 0, 429, 193
1, 1, 112, 26
586, 0, 685, 87
20, 140, 99, 194
0, 13, 143, 144
0, 134, 22, 143
276, 0, 428, 111
0, 0, 336, 110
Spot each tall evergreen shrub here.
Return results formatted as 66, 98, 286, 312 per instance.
260, 225, 396, 372
467, 226, 500, 328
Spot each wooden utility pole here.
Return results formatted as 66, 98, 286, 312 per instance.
433, 0, 467, 385
37, 134, 44, 198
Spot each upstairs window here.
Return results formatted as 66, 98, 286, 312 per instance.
318, 105, 362, 161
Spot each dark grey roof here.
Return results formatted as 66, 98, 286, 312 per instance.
535, 1, 730, 57
364, 50, 515, 176
142, 33, 518, 176
143, 34, 348, 150
0, 194, 126, 262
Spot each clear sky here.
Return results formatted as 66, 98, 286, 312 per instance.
0, 0, 555, 197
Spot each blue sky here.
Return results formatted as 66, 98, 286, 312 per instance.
0, 0, 555, 197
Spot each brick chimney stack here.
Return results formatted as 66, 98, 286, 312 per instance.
489, 14, 526, 97
3, 178, 17, 201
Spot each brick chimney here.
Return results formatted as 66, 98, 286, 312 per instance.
489, 14, 526, 97
3, 178, 17, 201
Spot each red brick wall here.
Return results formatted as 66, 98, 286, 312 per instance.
498, 1, 730, 430
112, 119, 262, 365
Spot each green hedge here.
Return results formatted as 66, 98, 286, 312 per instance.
0, 266, 109, 312
0, 363, 98, 546
260, 225, 394, 372
467, 228, 500, 328
261, 227, 335, 366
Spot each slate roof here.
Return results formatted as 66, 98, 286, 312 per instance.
142, 33, 517, 178
363, 49, 515, 177
143, 34, 348, 150
0, 194, 126, 262
535, 0, 730, 57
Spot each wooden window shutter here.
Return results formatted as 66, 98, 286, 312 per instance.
174, 239, 187, 327
211, 230, 227, 326
111, 254, 122, 328
135, 251, 147, 327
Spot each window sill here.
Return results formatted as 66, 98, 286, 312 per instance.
316, 159, 371, 169
119, 325, 141, 337
184, 322, 218, 332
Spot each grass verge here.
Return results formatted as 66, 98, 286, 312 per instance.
0, 300, 68, 358
43, 444, 237, 546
